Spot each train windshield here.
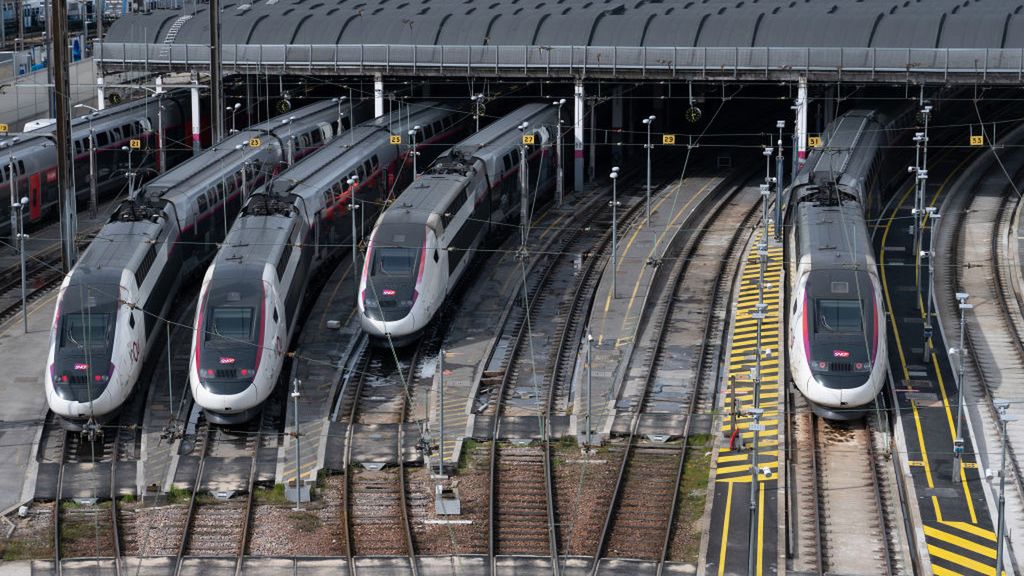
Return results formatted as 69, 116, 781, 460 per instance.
374, 248, 418, 276
816, 300, 863, 333
207, 307, 255, 342
61, 313, 110, 348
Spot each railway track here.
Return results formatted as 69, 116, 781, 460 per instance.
172, 398, 276, 575
479, 183, 654, 568
591, 174, 760, 570
941, 143, 1024, 555
787, 388, 898, 575
337, 339, 418, 569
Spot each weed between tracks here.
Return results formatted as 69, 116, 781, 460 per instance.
254, 483, 290, 505
671, 433, 713, 563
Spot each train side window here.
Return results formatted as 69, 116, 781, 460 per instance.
276, 243, 293, 280
97, 132, 109, 147
134, 245, 157, 287
371, 155, 379, 170
18, 161, 24, 174
198, 194, 208, 212
362, 161, 372, 177
503, 155, 512, 173
511, 148, 520, 166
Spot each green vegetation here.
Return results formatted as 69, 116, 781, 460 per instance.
165, 486, 191, 504
119, 493, 136, 504
676, 434, 714, 563
2, 532, 52, 561
288, 511, 320, 533
457, 439, 483, 473
254, 484, 291, 505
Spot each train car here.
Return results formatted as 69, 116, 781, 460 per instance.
190, 102, 470, 424
787, 109, 902, 420
0, 90, 190, 238
44, 98, 369, 433
359, 103, 556, 345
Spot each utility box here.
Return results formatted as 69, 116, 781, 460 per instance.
435, 483, 461, 515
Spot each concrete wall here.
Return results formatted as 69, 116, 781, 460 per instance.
0, 58, 99, 132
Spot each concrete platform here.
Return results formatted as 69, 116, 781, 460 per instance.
570, 175, 722, 444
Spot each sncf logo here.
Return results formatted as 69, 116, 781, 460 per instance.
832, 350, 850, 358
382, 289, 396, 296
219, 357, 236, 365
73, 363, 89, 371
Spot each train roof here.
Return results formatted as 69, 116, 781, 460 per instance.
212, 214, 291, 269
74, 219, 162, 276
802, 110, 879, 180
795, 196, 875, 271
141, 128, 274, 199
380, 172, 469, 226
449, 103, 552, 161
266, 101, 449, 198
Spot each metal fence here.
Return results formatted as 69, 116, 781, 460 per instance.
96, 43, 1024, 82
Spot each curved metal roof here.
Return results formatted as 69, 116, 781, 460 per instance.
105, 0, 1024, 49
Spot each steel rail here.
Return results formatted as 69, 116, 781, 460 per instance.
172, 423, 210, 576
590, 172, 755, 573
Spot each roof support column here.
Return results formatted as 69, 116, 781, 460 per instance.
96, 76, 105, 110
374, 73, 384, 118
191, 74, 201, 156
796, 76, 808, 168
574, 79, 584, 192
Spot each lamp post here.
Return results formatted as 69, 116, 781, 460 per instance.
642, 115, 655, 229
332, 96, 347, 135
471, 93, 484, 132
585, 332, 593, 447
75, 105, 99, 216
774, 120, 785, 242
951, 292, 971, 483
994, 399, 1016, 576
291, 377, 302, 510
348, 175, 360, 299
408, 124, 420, 179
553, 98, 565, 206
227, 102, 241, 134
283, 116, 296, 166
120, 145, 135, 202
610, 166, 620, 297
922, 207, 939, 362
15, 195, 28, 333
747, 406, 764, 576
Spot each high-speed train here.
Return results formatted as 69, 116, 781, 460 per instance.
360, 103, 556, 345
190, 102, 470, 424
787, 109, 909, 420
45, 99, 368, 432
0, 90, 190, 238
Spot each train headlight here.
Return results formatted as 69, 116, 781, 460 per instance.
816, 361, 828, 370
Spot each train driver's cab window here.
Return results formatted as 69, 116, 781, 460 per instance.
61, 313, 110, 348
816, 300, 862, 334
207, 307, 255, 342
374, 247, 417, 276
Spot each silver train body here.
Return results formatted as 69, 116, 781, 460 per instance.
359, 103, 556, 345
45, 99, 351, 430
190, 102, 469, 424
0, 90, 190, 237
787, 109, 904, 420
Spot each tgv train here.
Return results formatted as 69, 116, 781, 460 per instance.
45, 99, 364, 431
190, 102, 469, 424
787, 109, 903, 420
360, 103, 556, 345
0, 90, 190, 238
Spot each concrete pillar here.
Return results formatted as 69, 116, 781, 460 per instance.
191, 77, 201, 156
574, 80, 584, 192
96, 76, 105, 110
588, 97, 596, 183
612, 85, 623, 166
374, 73, 384, 118
796, 76, 808, 168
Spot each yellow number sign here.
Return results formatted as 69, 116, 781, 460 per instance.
390, 135, 402, 145
808, 136, 822, 148
248, 137, 262, 148
662, 134, 676, 145
970, 135, 984, 147
522, 134, 535, 145
129, 139, 142, 149
0, 124, 8, 135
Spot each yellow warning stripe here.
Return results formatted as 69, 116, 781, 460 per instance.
925, 526, 996, 559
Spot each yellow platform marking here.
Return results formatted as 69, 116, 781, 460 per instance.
944, 521, 997, 542
928, 544, 1003, 576
925, 525, 997, 559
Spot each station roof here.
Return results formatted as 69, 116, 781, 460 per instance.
106, 0, 1024, 49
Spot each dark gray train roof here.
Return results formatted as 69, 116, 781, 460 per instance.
212, 215, 290, 269
795, 200, 876, 273
106, 0, 1024, 49
450, 103, 551, 161
74, 219, 161, 276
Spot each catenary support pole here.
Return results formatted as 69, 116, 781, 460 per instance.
209, 0, 223, 142
574, 80, 584, 192
190, 75, 201, 156
796, 77, 808, 168
53, 0, 76, 272
96, 76, 105, 110
374, 73, 384, 118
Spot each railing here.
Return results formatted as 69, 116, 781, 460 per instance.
96, 43, 1024, 82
